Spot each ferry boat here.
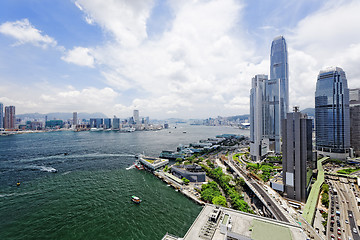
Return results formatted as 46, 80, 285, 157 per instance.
131, 196, 142, 204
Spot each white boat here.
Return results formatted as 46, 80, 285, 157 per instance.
131, 195, 142, 204
90, 128, 103, 131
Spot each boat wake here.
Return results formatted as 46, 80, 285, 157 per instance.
126, 165, 135, 170
40, 166, 57, 173
30, 166, 58, 173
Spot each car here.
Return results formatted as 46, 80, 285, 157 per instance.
349, 213, 353, 218
330, 227, 333, 232
345, 220, 349, 224
338, 237, 341, 240
353, 228, 358, 234
338, 231, 341, 235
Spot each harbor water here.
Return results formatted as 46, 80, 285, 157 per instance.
0, 125, 249, 240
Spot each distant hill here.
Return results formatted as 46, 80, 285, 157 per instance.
300, 108, 315, 117
225, 114, 250, 121
17, 112, 108, 121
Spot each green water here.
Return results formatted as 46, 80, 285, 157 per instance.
1, 169, 201, 239
0, 126, 248, 239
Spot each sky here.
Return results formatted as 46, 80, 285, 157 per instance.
0, 0, 360, 119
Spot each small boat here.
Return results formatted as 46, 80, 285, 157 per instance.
131, 195, 142, 204
17, 182, 20, 187
134, 160, 144, 170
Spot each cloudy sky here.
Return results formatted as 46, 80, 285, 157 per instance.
0, 0, 360, 119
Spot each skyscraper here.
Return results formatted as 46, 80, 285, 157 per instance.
315, 67, 350, 159
349, 88, 360, 156
4, 106, 16, 130
282, 107, 313, 202
112, 116, 120, 130
104, 118, 112, 129
73, 112, 77, 128
0, 102, 3, 129
250, 74, 268, 161
133, 110, 139, 125
263, 36, 289, 153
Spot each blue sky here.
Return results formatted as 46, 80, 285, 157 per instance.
1, 0, 360, 119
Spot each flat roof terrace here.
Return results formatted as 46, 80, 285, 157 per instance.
180, 204, 306, 240
139, 155, 169, 170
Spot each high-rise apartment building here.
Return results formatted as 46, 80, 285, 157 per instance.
282, 107, 313, 202
250, 74, 268, 161
4, 106, 16, 129
315, 67, 350, 159
263, 36, 289, 153
349, 88, 360, 156
0, 102, 3, 129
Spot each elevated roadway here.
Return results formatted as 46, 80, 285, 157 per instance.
225, 156, 290, 223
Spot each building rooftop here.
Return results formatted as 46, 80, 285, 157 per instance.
172, 204, 306, 240
319, 66, 343, 74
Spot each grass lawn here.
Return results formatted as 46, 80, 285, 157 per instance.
337, 168, 360, 175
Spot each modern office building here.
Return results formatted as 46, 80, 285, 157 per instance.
263, 36, 289, 153
350, 88, 360, 156
46, 120, 64, 129
250, 74, 268, 161
90, 118, 103, 128
282, 107, 313, 202
72, 112, 77, 128
0, 102, 3, 129
112, 116, 120, 130
4, 106, 16, 130
103, 118, 111, 129
315, 67, 350, 159
250, 36, 289, 156
133, 109, 139, 124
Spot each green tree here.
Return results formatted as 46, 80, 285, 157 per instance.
212, 195, 227, 207
321, 192, 329, 208
176, 158, 183, 163
322, 183, 329, 194
182, 177, 190, 185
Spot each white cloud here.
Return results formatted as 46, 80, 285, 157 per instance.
75, 0, 154, 47
61, 47, 95, 67
0, 18, 57, 48
287, 0, 360, 109
74, 0, 267, 118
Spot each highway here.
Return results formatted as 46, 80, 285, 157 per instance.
227, 158, 290, 223
326, 178, 360, 240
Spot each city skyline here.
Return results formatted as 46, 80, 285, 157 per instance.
1, 0, 360, 118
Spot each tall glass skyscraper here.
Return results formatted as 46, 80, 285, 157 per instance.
250, 74, 268, 161
315, 67, 350, 157
263, 36, 289, 153
0, 102, 3, 129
